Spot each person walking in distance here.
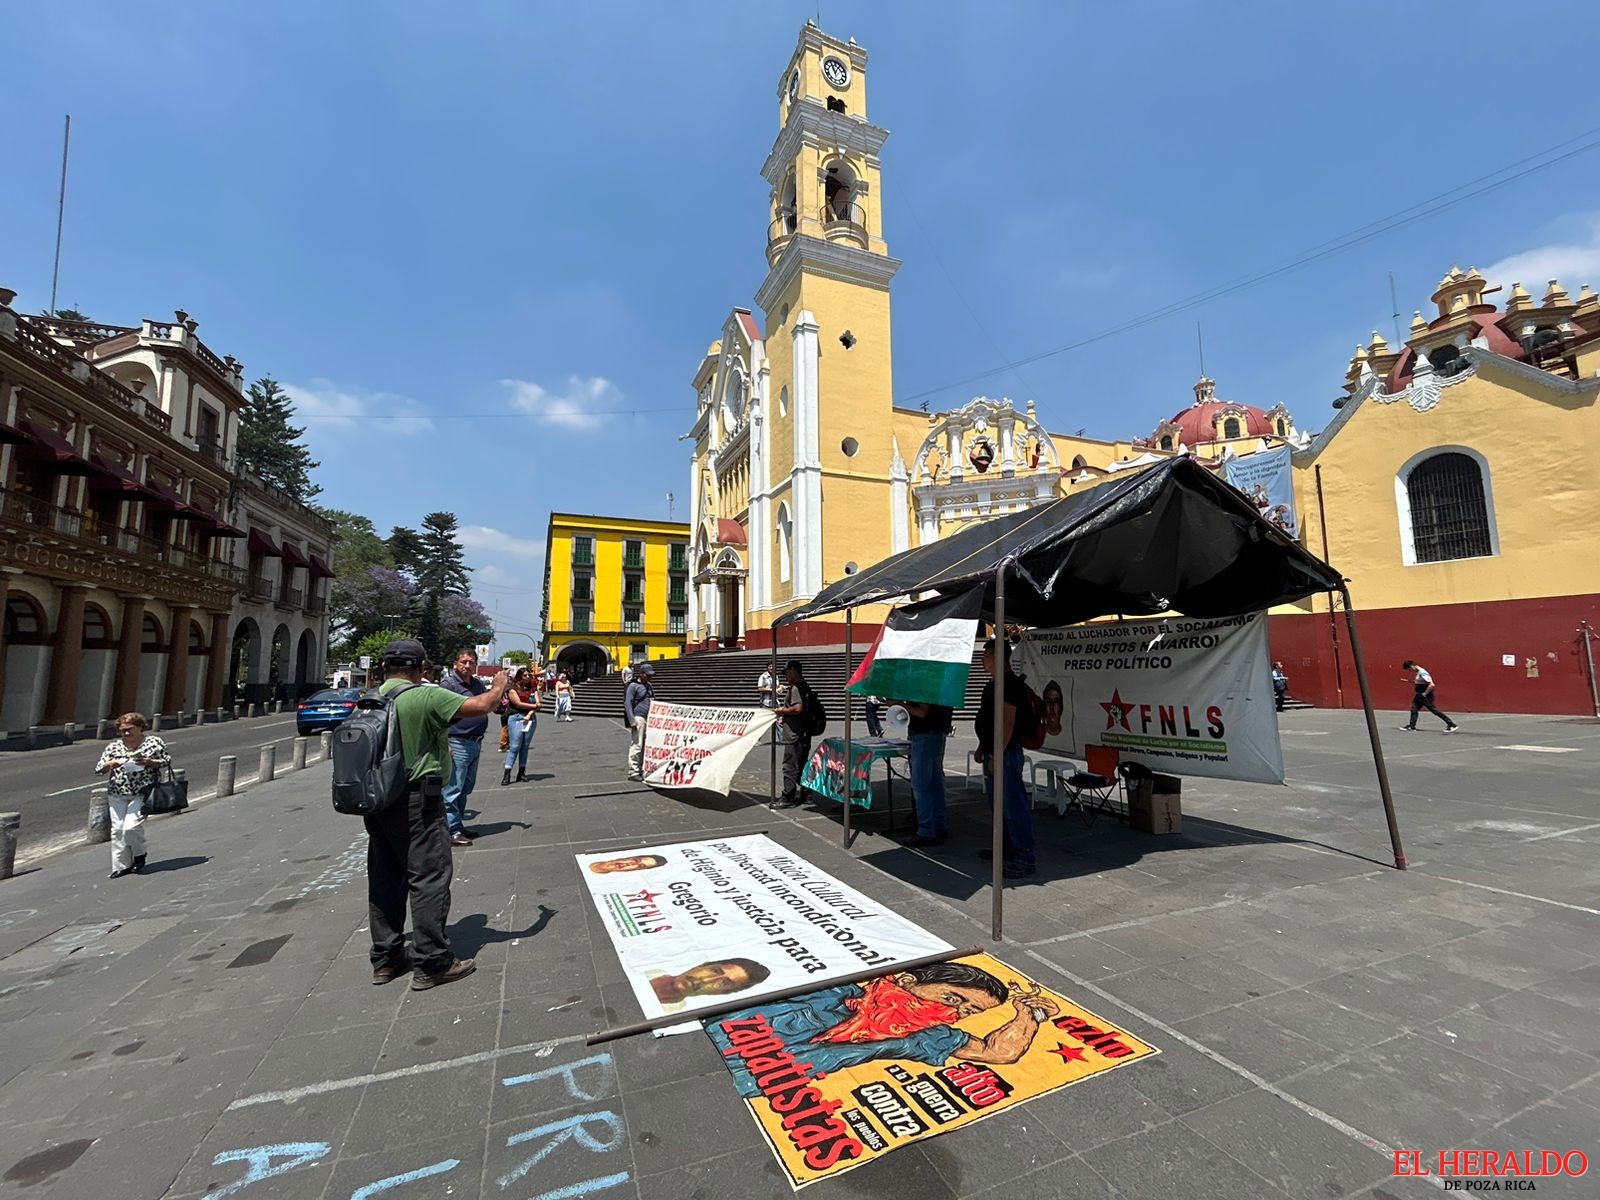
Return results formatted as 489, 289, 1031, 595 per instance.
1400, 661, 1460, 732
368, 638, 509, 990
624, 663, 655, 781
1271, 661, 1289, 713
758, 664, 784, 744
438, 648, 489, 847
555, 672, 574, 721
93, 712, 170, 878
501, 667, 541, 785
975, 637, 1036, 879
773, 659, 813, 809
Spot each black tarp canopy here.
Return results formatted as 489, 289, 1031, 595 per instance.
765, 455, 1404, 941
777, 456, 1343, 627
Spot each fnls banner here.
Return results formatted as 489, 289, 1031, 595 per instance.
1014, 612, 1285, 784
705, 952, 1158, 1188
642, 702, 776, 795
576, 834, 951, 1031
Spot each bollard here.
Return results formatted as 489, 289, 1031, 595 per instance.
215, 707, 225, 724
259, 744, 276, 783
217, 755, 237, 797
87, 788, 110, 843
246, 703, 258, 718
63, 722, 76, 745
27, 725, 41, 750
319, 730, 333, 760
97, 719, 115, 739
0, 813, 19, 880
173, 767, 189, 810
151, 713, 164, 733
292, 737, 308, 770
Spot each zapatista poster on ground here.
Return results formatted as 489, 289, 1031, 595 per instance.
705, 951, 1159, 1188
643, 701, 776, 795
575, 834, 951, 1032
1014, 612, 1285, 784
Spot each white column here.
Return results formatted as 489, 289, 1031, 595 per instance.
999, 416, 1016, 477
748, 357, 771, 614
889, 438, 910, 555
918, 502, 940, 545
946, 421, 964, 482
791, 310, 823, 598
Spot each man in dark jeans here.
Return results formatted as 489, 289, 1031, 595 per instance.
773, 659, 812, 808
368, 639, 509, 991
902, 699, 953, 846
975, 638, 1036, 879
439, 647, 489, 846
1400, 661, 1460, 733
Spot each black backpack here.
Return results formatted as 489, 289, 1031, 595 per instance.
331, 684, 414, 816
800, 681, 828, 737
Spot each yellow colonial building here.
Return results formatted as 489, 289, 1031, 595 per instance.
686, 22, 1159, 651
539, 513, 691, 680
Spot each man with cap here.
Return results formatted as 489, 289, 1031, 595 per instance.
624, 662, 655, 781
369, 638, 510, 990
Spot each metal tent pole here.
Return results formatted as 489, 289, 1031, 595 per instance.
769, 622, 779, 808
1580, 622, 1599, 719
1338, 585, 1407, 870
991, 560, 1008, 940
842, 610, 854, 848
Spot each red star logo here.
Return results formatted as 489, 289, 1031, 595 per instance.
1100, 688, 1135, 731
628, 888, 663, 904
1051, 1043, 1088, 1063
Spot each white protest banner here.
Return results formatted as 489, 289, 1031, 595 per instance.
575, 833, 952, 1029
642, 701, 776, 795
1014, 612, 1284, 784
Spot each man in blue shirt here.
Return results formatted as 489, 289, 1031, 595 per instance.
438, 648, 489, 846
624, 663, 655, 781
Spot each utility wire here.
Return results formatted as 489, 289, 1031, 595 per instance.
897, 123, 1600, 406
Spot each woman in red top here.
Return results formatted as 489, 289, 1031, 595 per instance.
501, 668, 542, 784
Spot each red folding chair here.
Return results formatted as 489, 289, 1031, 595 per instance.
1064, 744, 1122, 826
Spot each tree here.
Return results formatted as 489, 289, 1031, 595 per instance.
329, 566, 414, 658
321, 510, 394, 650
239, 376, 321, 502
416, 512, 470, 596
388, 526, 424, 575
440, 593, 492, 658
501, 650, 531, 666
53, 306, 91, 322
350, 628, 413, 669
416, 595, 442, 663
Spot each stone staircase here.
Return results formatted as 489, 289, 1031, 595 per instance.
569, 644, 989, 725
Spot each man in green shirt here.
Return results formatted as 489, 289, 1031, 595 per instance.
369, 638, 510, 990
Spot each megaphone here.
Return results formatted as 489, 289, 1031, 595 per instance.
882, 705, 910, 738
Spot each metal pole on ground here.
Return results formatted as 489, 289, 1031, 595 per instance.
320, 730, 333, 759
151, 713, 163, 733
991, 560, 1008, 941
259, 745, 276, 784
62, 723, 76, 745
292, 738, 308, 770
1338, 585, 1407, 870
86, 788, 110, 843
842, 610, 853, 849
217, 756, 237, 797
0, 813, 20, 879
1580, 622, 1600, 719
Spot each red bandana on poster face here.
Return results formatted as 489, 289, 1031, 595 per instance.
813, 977, 961, 1045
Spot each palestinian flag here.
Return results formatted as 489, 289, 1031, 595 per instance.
847, 589, 982, 708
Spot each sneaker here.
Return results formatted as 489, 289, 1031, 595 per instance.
1445, 724, 1461, 733
411, 958, 476, 991
773, 795, 805, 809
1003, 862, 1037, 880
1396, 726, 1415, 732
372, 957, 408, 985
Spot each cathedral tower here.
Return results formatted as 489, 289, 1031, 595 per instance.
755, 22, 902, 620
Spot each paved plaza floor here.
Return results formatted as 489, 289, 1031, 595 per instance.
0, 708, 1596, 1199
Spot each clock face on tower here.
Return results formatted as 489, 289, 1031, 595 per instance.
821, 55, 849, 89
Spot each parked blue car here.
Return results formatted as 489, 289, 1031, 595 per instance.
296, 687, 361, 736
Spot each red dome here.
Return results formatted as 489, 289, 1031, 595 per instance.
1385, 314, 1525, 391
1159, 401, 1276, 447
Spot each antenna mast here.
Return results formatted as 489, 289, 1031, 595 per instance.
50, 115, 71, 315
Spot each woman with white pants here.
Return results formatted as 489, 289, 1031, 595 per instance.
94, 712, 170, 878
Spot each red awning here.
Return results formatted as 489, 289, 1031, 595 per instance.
85, 452, 154, 496
247, 528, 283, 557
142, 478, 206, 520
191, 504, 248, 539
280, 541, 310, 569
0, 419, 29, 445
309, 553, 335, 579
716, 518, 747, 546
18, 421, 95, 474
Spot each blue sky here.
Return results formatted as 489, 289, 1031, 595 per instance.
9, 2, 1600, 656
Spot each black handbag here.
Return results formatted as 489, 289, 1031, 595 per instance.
143, 764, 189, 814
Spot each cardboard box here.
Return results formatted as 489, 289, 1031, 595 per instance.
1128, 772, 1183, 834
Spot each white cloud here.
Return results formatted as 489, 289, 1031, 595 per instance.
473, 563, 527, 588
1483, 214, 1600, 295
501, 375, 620, 431
459, 524, 546, 561
284, 378, 437, 436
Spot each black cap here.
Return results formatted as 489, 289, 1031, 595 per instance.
382, 638, 427, 667
785, 658, 804, 674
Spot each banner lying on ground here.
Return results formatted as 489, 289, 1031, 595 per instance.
576, 834, 951, 1031
642, 701, 776, 795
1223, 444, 1298, 540
706, 951, 1159, 1188
1014, 612, 1284, 783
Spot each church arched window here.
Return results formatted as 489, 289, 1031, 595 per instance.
823, 160, 861, 228
1400, 449, 1496, 565
1222, 417, 1242, 440
1158, 435, 1174, 451
776, 503, 793, 584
